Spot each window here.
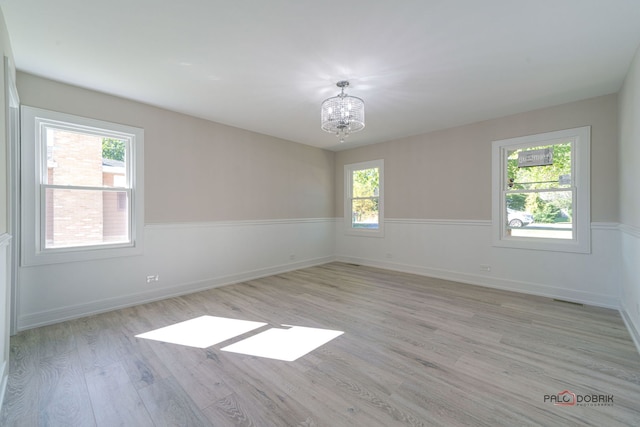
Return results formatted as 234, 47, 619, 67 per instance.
344, 160, 384, 236
21, 106, 144, 265
492, 126, 590, 253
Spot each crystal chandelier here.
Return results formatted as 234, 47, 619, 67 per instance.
321, 81, 365, 143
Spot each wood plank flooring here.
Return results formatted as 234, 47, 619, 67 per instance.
2, 262, 640, 426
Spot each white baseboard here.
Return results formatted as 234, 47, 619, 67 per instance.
620, 306, 640, 356
335, 256, 619, 309
0, 361, 7, 415
18, 256, 334, 330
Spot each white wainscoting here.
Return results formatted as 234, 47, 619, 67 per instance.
0, 233, 11, 411
15, 217, 632, 344
620, 224, 640, 355
336, 219, 621, 309
17, 218, 335, 330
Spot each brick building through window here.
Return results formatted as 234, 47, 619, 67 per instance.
46, 129, 128, 249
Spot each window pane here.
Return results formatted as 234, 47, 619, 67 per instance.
352, 167, 379, 197
46, 127, 127, 187
45, 188, 129, 249
506, 191, 572, 239
506, 142, 571, 190
351, 198, 379, 229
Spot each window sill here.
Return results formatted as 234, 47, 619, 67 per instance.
23, 242, 144, 266
492, 235, 591, 254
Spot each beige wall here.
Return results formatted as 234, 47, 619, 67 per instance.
0, 5, 14, 409
0, 8, 14, 235
16, 72, 619, 225
0, 57, 4, 235
618, 43, 640, 342
16, 72, 335, 223
335, 94, 619, 222
619, 46, 640, 228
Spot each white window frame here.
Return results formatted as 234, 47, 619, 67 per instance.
344, 159, 384, 237
491, 126, 590, 253
21, 106, 144, 265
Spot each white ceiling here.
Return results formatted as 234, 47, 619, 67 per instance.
3, 1, 640, 151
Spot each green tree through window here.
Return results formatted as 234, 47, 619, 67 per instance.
351, 167, 379, 228
506, 142, 572, 224
102, 138, 125, 161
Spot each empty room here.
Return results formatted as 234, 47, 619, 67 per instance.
1, 1, 640, 426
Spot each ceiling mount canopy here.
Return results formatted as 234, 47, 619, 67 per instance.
321, 80, 365, 143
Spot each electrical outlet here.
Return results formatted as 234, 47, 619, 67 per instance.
289, 254, 296, 261
146, 274, 159, 283
385, 253, 392, 259
479, 265, 491, 272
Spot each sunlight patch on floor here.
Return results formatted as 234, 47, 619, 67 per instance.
222, 325, 344, 361
135, 315, 267, 348
135, 316, 343, 361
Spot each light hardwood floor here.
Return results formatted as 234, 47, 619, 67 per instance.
1, 262, 640, 426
